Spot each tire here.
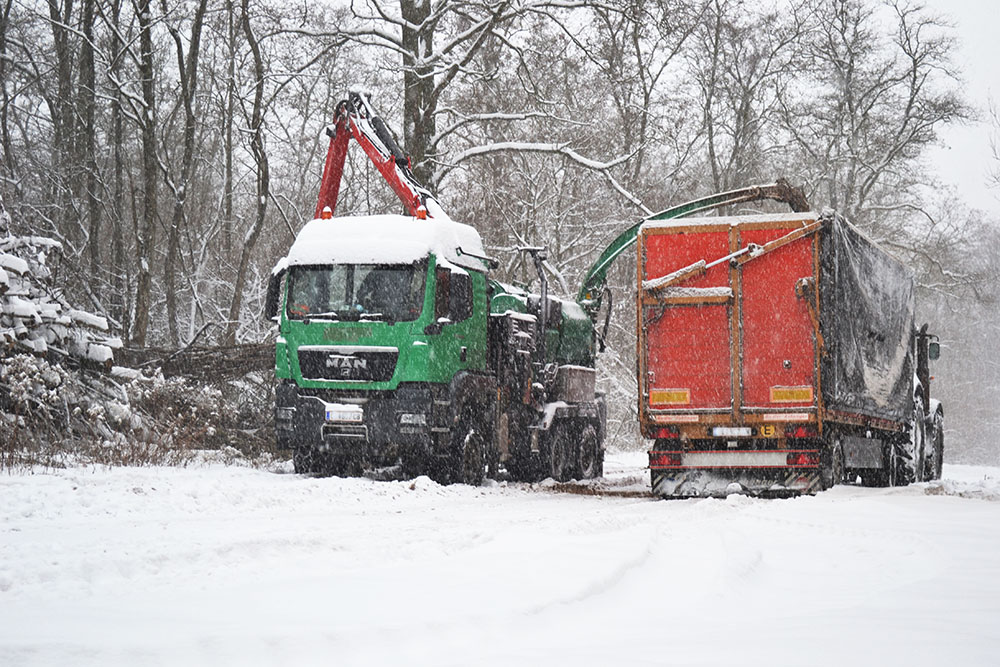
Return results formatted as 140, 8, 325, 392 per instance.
860, 472, 883, 488
549, 422, 575, 482
319, 452, 361, 478
887, 439, 916, 487
910, 396, 927, 483
453, 417, 487, 486
401, 445, 426, 479
578, 424, 601, 480
293, 446, 316, 474
821, 438, 845, 490
928, 410, 944, 480
505, 410, 535, 482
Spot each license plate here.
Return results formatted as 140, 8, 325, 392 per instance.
325, 406, 363, 423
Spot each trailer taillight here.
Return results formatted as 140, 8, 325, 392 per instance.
786, 451, 820, 467
785, 424, 818, 439
649, 451, 682, 468
654, 426, 679, 439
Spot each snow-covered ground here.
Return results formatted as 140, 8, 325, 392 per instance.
2, 451, 999, 666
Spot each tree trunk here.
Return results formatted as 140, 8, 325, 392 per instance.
224, 0, 268, 344
0, 0, 17, 192
132, 0, 158, 347
222, 0, 236, 253
46, 0, 78, 241
80, 0, 101, 292
108, 0, 129, 342
164, 0, 209, 346
399, 0, 436, 190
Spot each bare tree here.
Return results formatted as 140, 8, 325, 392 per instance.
989, 98, 1000, 192
781, 0, 967, 230
160, 0, 209, 346
223, 0, 268, 345
692, 0, 808, 192
131, 0, 158, 348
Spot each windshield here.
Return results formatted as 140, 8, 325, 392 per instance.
286, 263, 427, 322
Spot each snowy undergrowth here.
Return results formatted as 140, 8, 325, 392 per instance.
924, 464, 1000, 501
0, 353, 278, 472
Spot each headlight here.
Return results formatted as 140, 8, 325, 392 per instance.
399, 412, 427, 426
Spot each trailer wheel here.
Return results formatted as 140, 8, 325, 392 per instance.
887, 438, 916, 487
578, 424, 601, 480
821, 438, 845, 490
550, 422, 576, 482
886, 441, 901, 487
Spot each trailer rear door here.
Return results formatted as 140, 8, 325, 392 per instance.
639, 213, 820, 421
642, 225, 734, 411
739, 225, 817, 410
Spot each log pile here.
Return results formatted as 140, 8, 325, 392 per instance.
119, 343, 274, 381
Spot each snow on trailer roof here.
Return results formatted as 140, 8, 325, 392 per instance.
642, 208, 911, 273
277, 214, 487, 272
640, 210, 818, 230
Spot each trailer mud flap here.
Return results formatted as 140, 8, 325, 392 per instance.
651, 469, 823, 498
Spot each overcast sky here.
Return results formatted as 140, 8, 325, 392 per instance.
923, 0, 999, 218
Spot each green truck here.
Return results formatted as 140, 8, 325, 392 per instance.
265, 92, 606, 484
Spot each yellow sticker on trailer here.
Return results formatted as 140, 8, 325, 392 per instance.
770, 386, 814, 403
650, 389, 690, 405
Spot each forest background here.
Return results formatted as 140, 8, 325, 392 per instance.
2, 0, 998, 463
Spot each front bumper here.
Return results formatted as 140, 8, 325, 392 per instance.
275, 382, 448, 464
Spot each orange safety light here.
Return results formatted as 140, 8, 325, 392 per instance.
320, 206, 333, 220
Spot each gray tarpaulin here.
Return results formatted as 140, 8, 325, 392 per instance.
819, 213, 915, 423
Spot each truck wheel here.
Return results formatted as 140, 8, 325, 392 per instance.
578, 424, 601, 480
550, 422, 575, 482
928, 410, 944, 480
324, 454, 362, 478
293, 446, 315, 474
821, 438, 845, 490
454, 420, 486, 486
911, 397, 926, 483
401, 446, 426, 479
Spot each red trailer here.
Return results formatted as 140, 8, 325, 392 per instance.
637, 210, 943, 497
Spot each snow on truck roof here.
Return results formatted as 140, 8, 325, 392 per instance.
277, 214, 487, 272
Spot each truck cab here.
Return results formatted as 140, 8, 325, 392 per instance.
266, 214, 494, 477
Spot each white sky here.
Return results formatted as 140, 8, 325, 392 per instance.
923, 0, 999, 218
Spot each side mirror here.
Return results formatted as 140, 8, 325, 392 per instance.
265, 269, 285, 321
928, 341, 940, 361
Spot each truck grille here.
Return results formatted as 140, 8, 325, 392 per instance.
297, 346, 398, 382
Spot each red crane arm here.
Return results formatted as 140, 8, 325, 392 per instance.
314, 92, 438, 220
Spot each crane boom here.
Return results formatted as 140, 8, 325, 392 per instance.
314, 91, 442, 220
577, 180, 809, 312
